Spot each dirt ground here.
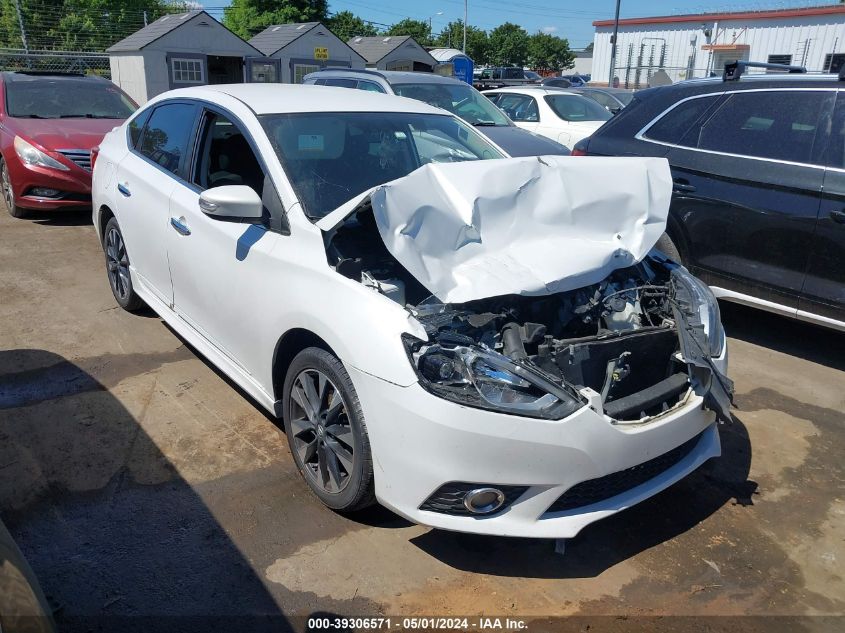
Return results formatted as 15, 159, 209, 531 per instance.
0, 208, 843, 632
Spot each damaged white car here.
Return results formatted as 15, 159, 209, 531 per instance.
93, 85, 732, 538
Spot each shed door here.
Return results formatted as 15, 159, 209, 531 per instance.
246, 57, 280, 83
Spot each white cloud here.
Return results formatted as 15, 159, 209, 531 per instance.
541, 26, 559, 34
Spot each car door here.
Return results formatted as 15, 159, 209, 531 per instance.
115, 100, 199, 307
167, 106, 287, 371
660, 89, 834, 307
495, 94, 540, 133
804, 90, 845, 322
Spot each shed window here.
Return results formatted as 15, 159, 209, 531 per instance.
293, 64, 320, 84
172, 58, 204, 83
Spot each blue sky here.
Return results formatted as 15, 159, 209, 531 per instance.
207, 1, 815, 50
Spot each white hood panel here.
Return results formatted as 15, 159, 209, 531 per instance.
368, 156, 672, 304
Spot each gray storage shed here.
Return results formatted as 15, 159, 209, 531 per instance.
347, 36, 437, 72
107, 10, 265, 104
249, 22, 366, 84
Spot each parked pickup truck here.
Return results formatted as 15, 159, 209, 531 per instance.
473, 66, 537, 90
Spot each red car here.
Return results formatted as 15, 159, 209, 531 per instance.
0, 71, 136, 219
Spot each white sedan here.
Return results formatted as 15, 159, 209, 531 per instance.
484, 86, 612, 149
92, 84, 732, 539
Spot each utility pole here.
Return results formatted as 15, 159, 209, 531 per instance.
463, 0, 467, 53
608, 0, 621, 86
14, 0, 29, 54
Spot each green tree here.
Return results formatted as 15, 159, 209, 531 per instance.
385, 18, 432, 46
0, 0, 173, 51
434, 20, 490, 65
488, 22, 529, 67
327, 10, 377, 41
223, 0, 328, 40
527, 31, 574, 72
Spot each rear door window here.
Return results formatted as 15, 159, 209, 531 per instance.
356, 80, 385, 93
643, 95, 721, 145
137, 102, 197, 177
322, 78, 357, 88
696, 91, 831, 164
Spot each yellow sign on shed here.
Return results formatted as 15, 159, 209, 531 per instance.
314, 47, 329, 61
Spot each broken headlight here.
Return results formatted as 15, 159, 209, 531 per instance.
402, 334, 583, 420
673, 267, 726, 357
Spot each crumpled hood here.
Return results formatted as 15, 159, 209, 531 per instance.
342, 155, 672, 303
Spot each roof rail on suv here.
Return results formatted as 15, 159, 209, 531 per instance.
722, 60, 806, 81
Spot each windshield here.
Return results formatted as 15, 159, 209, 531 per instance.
260, 111, 505, 220
544, 94, 612, 123
391, 82, 510, 127
5, 78, 136, 119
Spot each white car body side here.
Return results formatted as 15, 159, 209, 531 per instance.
484, 87, 608, 149
93, 84, 729, 538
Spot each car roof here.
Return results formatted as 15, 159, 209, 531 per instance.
153, 83, 447, 116
1, 71, 108, 83
666, 71, 842, 91
308, 68, 466, 86
484, 86, 580, 95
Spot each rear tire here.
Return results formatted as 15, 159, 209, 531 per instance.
283, 347, 376, 512
1, 157, 29, 219
103, 217, 145, 312
655, 232, 682, 264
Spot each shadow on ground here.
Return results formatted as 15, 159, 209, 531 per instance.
720, 301, 845, 372
0, 349, 291, 633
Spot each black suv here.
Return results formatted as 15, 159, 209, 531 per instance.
576, 62, 845, 329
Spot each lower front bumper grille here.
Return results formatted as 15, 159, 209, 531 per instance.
546, 430, 705, 513
419, 482, 528, 516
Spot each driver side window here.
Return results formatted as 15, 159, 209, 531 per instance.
192, 111, 265, 194
192, 110, 288, 234
496, 94, 539, 122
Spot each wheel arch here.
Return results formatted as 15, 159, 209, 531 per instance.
96, 204, 115, 243
664, 209, 691, 266
272, 328, 338, 404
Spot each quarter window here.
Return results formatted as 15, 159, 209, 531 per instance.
127, 109, 151, 148
171, 58, 204, 83
137, 103, 196, 176
643, 95, 721, 145
356, 80, 385, 93
697, 91, 829, 164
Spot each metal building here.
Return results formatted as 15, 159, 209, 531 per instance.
592, 4, 845, 88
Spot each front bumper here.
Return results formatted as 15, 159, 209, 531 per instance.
5, 154, 92, 210
350, 350, 725, 539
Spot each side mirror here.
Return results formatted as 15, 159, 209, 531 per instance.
199, 185, 263, 219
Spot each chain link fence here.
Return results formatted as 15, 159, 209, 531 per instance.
0, 48, 111, 77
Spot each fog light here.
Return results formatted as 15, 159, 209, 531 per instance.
463, 487, 505, 514
29, 187, 61, 198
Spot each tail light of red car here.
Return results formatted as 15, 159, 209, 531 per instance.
90, 146, 100, 171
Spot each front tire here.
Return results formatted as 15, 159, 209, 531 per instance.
1, 157, 28, 219
103, 217, 145, 312
283, 347, 376, 512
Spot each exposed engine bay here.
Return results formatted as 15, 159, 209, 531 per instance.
325, 204, 734, 424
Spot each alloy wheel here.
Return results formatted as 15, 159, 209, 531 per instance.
105, 227, 130, 300
289, 369, 355, 494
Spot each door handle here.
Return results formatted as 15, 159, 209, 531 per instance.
831, 210, 845, 225
672, 178, 696, 193
170, 216, 191, 236
117, 183, 131, 197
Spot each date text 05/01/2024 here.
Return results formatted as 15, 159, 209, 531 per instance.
307, 617, 529, 630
